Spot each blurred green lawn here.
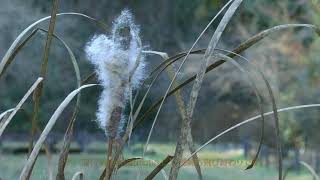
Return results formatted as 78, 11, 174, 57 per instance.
0, 143, 313, 179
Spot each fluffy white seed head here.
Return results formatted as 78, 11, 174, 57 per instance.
85, 10, 146, 136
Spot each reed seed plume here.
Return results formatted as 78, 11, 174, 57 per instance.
85, 9, 145, 139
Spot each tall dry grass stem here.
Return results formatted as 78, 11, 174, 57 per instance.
19, 84, 97, 180
0, 78, 43, 137
170, 1, 243, 179
135, 24, 320, 129
181, 103, 320, 167
29, 0, 59, 157
71, 172, 84, 180
143, 50, 203, 179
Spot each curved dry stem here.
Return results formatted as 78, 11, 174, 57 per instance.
219, 49, 282, 179
71, 171, 84, 180
216, 48, 283, 171
28, 1, 59, 165
132, 54, 187, 121
214, 52, 266, 170
0, 109, 14, 122
143, 0, 235, 167
18, 108, 54, 180
148, 52, 199, 78
145, 155, 174, 180
0, 29, 39, 78
180, 103, 320, 167
283, 161, 320, 180
117, 157, 142, 169
299, 161, 319, 180
0, 26, 82, 179
37, 29, 82, 180
170, 1, 243, 179
19, 84, 97, 180
144, 51, 203, 179
0, 12, 107, 79
0, 78, 43, 137
100, 153, 169, 180
81, 72, 96, 85
134, 23, 320, 128
30, 28, 82, 180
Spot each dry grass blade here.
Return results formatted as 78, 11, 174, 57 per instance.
20, 109, 54, 180
143, 51, 169, 60
144, 51, 203, 179
29, 0, 59, 158
132, 54, 187, 121
282, 165, 294, 180
180, 0, 240, 122
147, 159, 170, 180
0, 109, 14, 122
146, 0, 234, 77
0, 29, 39, 78
170, 1, 243, 179
134, 24, 319, 178
261, 67, 282, 180
283, 161, 320, 180
216, 48, 282, 170
81, 72, 96, 85
99, 134, 130, 180
44, 142, 53, 180
117, 157, 142, 169
135, 23, 320, 131
71, 172, 84, 180
166, 68, 203, 180
132, 51, 211, 122
0, 27, 82, 178
148, 53, 193, 77
0, 78, 43, 137
0, 12, 107, 79
298, 162, 319, 180
214, 49, 281, 174
180, 103, 320, 168
19, 84, 97, 180
99, 138, 126, 180
236, 24, 319, 53
99, 145, 169, 180
144, 23, 319, 86
142, 3, 235, 178
145, 155, 174, 180
213, 52, 267, 170
35, 29, 82, 180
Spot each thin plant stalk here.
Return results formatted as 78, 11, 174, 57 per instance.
142, 0, 234, 170
29, 0, 59, 156
143, 50, 203, 179
170, 1, 243, 179
135, 24, 320, 128
180, 103, 320, 167
19, 84, 97, 180
217, 49, 282, 178
145, 156, 174, 180
0, 78, 43, 137
71, 172, 84, 180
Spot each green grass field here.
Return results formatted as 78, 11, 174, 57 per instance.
0, 143, 313, 179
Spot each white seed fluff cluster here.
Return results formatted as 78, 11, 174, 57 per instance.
85, 10, 145, 136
